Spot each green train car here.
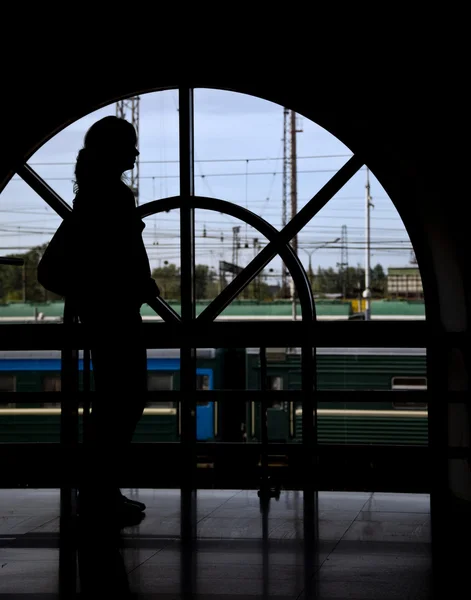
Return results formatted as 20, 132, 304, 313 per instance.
0, 299, 427, 446
245, 346, 428, 445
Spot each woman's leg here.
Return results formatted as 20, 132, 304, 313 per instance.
79, 311, 147, 513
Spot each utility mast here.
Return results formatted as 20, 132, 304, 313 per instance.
282, 108, 303, 301
290, 110, 299, 258
338, 224, 349, 299
363, 168, 373, 320
282, 108, 289, 296
232, 226, 241, 274
116, 96, 140, 205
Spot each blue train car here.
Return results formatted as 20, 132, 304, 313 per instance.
0, 348, 219, 442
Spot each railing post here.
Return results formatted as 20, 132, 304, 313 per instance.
59, 297, 79, 597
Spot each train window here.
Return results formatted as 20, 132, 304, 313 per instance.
196, 374, 210, 405
42, 376, 61, 407
147, 373, 174, 408
269, 376, 283, 391
268, 376, 283, 408
0, 374, 16, 407
196, 375, 210, 390
392, 376, 427, 390
0, 374, 16, 392
392, 376, 427, 409
266, 348, 287, 362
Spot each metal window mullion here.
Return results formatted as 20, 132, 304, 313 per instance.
178, 87, 197, 543
302, 332, 317, 588
259, 347, 269, 487
59, 298, 79, 596
18, 164, 72, 218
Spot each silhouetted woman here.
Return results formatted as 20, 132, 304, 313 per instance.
69, 116, 159, 520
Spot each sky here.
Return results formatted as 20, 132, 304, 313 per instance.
0, 88, 414, 287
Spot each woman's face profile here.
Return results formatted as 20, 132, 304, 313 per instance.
114, 128, 139, 174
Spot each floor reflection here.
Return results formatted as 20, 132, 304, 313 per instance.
76, 507, 145, 597
0, 489, 431, 598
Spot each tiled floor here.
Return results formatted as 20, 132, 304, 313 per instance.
0, 488, 432, 598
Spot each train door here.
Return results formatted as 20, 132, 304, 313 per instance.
245, 349, 293, 442
265, 374, 291, 442
196, 370, 214, 440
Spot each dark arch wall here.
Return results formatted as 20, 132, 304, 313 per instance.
1, 79, 469, 504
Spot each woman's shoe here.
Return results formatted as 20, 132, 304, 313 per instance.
119, 491, 146, 512
115, 500, 145, 527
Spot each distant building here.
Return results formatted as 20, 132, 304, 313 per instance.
387, 267, 423, 298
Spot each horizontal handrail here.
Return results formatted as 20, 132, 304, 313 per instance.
0, 320, 442, 351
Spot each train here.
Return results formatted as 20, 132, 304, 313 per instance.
0, 299, 427, 446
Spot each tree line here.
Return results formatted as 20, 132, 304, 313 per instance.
0, 244, 388, 303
